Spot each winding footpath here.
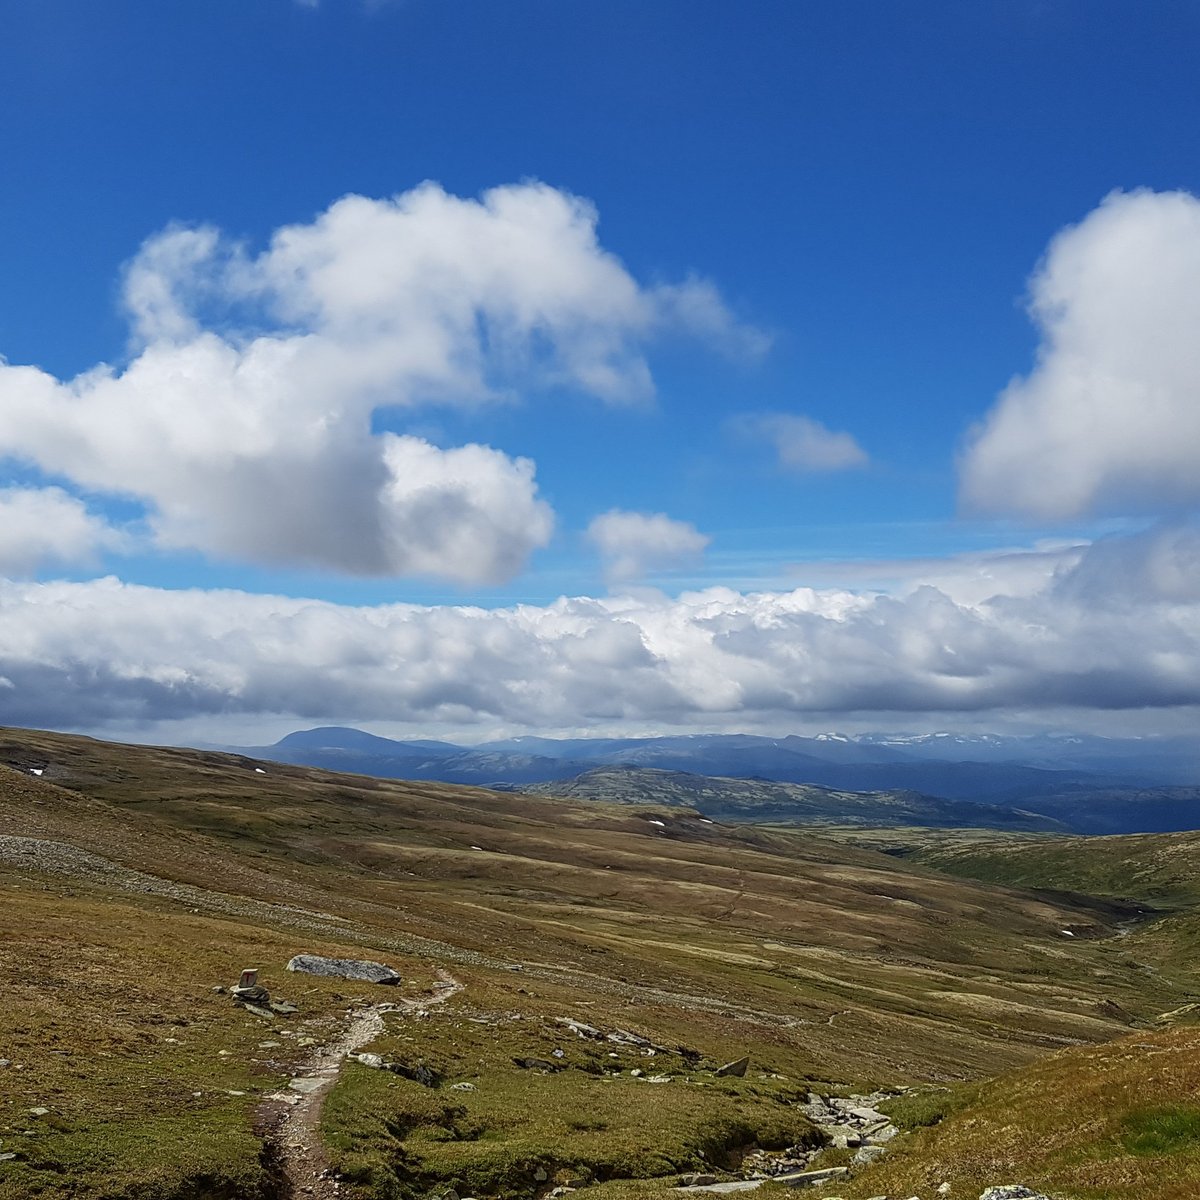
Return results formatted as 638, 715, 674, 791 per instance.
262, 969, 463, 1198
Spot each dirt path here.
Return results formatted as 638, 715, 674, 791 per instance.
263, 969, 462, 1198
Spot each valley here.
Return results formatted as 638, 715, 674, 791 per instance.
1, 726, 1199, 1200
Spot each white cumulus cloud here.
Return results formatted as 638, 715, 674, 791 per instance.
0, 182, 756, 583
736, 412, 868, 472
961, 189, 1200, 519
0, 487, 125, 576
587, 509, 710, 582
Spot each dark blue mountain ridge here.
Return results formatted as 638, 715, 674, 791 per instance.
221, 726, 1200, 834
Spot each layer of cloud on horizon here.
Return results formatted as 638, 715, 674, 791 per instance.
3, 523, 1199, 737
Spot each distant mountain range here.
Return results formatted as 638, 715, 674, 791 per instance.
222, 726, 1200, 835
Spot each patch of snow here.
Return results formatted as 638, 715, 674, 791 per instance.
254, 767, 267, 774
470, 845, 484, 851
698, 817, 714, 824
648, 818, 666, 827
1060, 929, 1075, 937
29, 768, 43, 776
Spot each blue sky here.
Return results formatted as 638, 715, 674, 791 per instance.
2, 2, 1200, 741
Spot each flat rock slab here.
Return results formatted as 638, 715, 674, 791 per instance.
286, 955, 401, 984
774, 1166, 850, 1187
676, 1183, 764, 1194
288, 1076, 327, 1094
846, 1105, 888, 1123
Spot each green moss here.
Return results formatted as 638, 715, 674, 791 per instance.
0, 1106, 274, 1200
1121, 1106, 1200, 1157
322, 1048, 820, 1200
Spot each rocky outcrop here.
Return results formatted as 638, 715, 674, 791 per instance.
738, 1089, 902, 1183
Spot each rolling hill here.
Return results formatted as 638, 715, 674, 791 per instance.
527, 766, 1067, 832
2, 724, 1199, 1200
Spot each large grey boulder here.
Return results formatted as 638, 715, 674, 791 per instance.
286, 954, 402, 984
715, 1055, 750, 1077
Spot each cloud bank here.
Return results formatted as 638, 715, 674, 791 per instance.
2, 523, 1198, 735
0, 182, 755, 583
962, 189, 1200, 519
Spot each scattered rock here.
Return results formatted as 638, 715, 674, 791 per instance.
557, 1017, 604, 1039
978, 1189, 1051, 1200
937, 1185, 952, 1196
646, 1074, 673, 1083
0, 1153, 17, 1162
352, 1053, 384, 1069
286, 955, 401, 984
678, 1174, 719, 1187
715, 1056, 750, 1077
451, 1082, 476, 1091
608, 1028, 659, 1050
270, 1000, 300, 1015
534, 1167, 549, 1182
28, 1108, 50, 1117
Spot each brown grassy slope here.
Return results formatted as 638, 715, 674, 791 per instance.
3, 725, 1200, 1199
836, 1023, 1200, 1200
0, 725, 1186, 1081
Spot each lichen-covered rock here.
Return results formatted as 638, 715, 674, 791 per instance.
285, 954, 401, 984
